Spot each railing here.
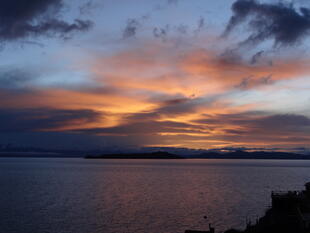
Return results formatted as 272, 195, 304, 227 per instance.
272, 191, 290, 195
272, 191, 303, 196
271, 191, 305, 203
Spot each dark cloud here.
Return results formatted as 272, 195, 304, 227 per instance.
0, 68, 35, 89
157, 97, 203, 115
153, 19, 204, 41
0, 0, 93, 42
176, 24, 188, 35
192, 112, 310, 147
219, 48, 243, 66
163, 98, 189, 106
77, 120, 206, 136
76, 97, 212, 137
251, 50, 264, 64
77, 111, 310, 148
0, 131, 110, 150
196, 111, 263, 125
197, 112, 310, 135
0, 108, 101, 132
194, 17, 205, 34
153, 26, 169, 41
123, 97, 198, 123
235, 76, 252, 89
224, 0, 310, 47
234, 74, 273, 89
79, 0, 96, 15
248, 114, 310, 132
19, 40, 45, 48
123, 18, 141, 39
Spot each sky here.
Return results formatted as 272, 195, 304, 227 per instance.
1, 0, 310, 151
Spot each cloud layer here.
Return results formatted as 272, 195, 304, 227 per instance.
0, 0, 93, 41
0, 0, 309, 150
224, 0, 310, 47
1, 39, 309, 149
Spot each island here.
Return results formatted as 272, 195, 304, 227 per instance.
84, 151, 184, 159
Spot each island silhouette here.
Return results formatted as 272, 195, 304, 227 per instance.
84, 150, 310, 160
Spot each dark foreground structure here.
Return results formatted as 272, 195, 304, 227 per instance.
186, 182, 310, 233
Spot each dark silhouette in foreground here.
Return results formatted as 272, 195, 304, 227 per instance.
185, 223, 215, 233
185, 182, 310, 233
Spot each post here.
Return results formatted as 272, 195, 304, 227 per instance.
209, 223, 215, 233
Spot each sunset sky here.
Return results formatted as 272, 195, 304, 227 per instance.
1, 0, 310, 150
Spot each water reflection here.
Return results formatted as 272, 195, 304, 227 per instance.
1, 158, 310, 233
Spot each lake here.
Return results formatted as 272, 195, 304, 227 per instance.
1, 158, 310, 233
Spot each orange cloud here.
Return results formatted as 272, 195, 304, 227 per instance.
91, 44, 310, 100
1, 40, 310, 149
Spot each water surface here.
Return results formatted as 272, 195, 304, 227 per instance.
1, 158, 310, 233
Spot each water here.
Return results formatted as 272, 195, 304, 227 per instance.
1, 158, 310, 233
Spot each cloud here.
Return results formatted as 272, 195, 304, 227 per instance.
123, 18, 141, 39
1, 82, 309, 149
0, 68, 36, 89
224, 0, 310, 47
181, 48, 310, 90
176, 24, 188, 35
123, 96, 214, 125
194, 17, 205, 34
79, 0, 97, 15
193, 112, 310, 147
167, 0, 179, 5
1, 33, 309, 149
0, 87, 159, 125
72, 111, 310, 149
77, 120, 205, 136
87, 40, 310, 115
196, 111, 310, 129
0, 0, 93, 42
244, 114, 310, 132
0, 108, 101, 132
251, 50, 264, 64
153, 26, 169, 41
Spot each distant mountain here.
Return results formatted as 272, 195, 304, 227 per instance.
189, 150, 310, 160
85, 151, 184, 159
1, 146, 309, 160
85, 150, 310, 160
